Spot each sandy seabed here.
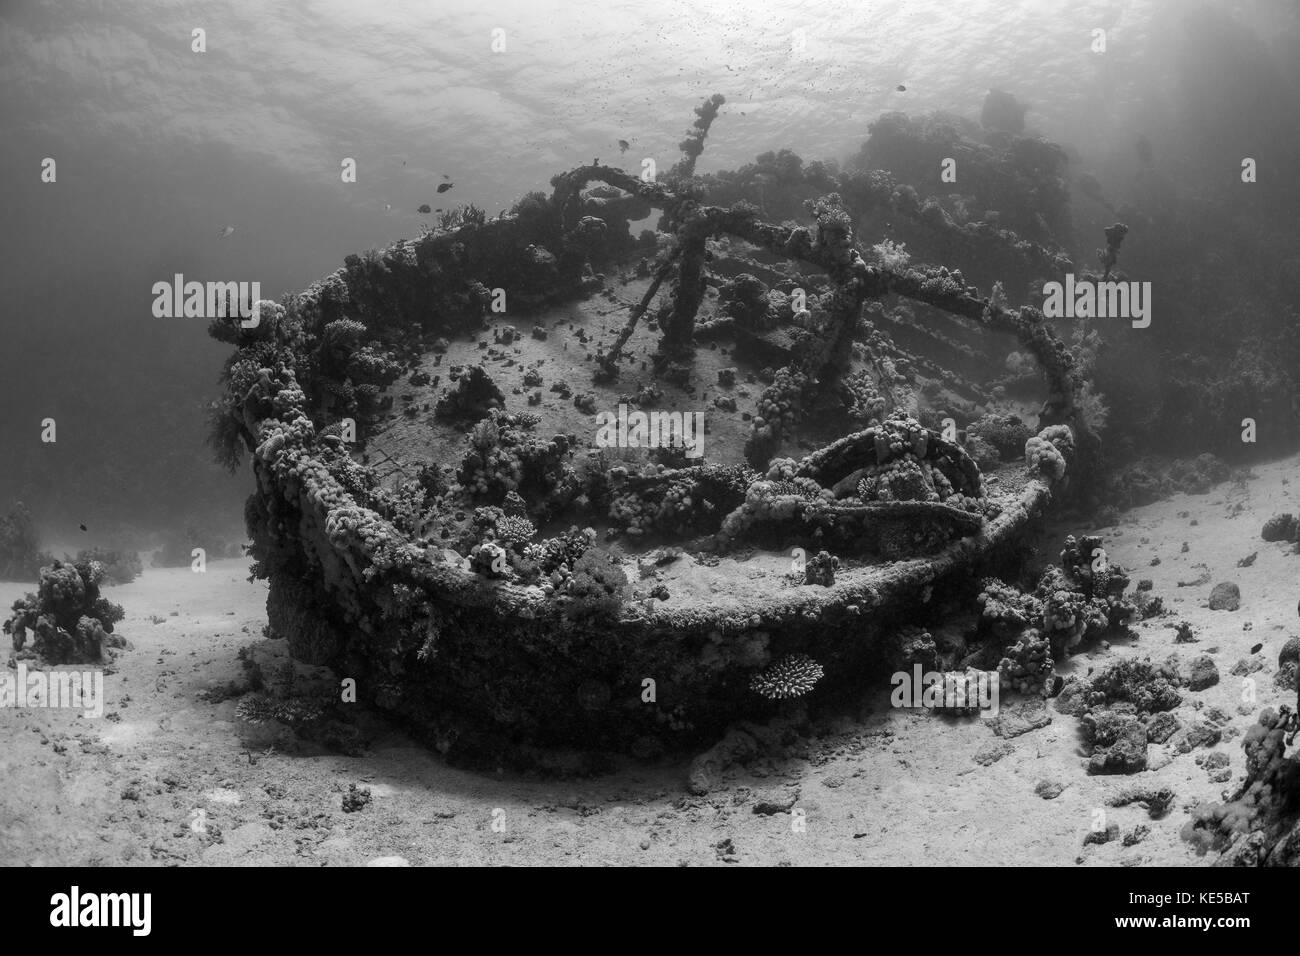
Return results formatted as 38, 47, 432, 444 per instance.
2, 453, 1297, 867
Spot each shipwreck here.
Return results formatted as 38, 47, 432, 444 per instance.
208, 95, 1106, 767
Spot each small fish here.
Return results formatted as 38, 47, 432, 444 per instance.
384, 203, 392, 213
436, 182, 454, 193
895, 84, 906, 92
79, 524, 87, 532
618, 139, 630, 153
435, 208, 442, 213
417, 204, 431, 214
218, 225, 235, 238
441, 173, 450, 179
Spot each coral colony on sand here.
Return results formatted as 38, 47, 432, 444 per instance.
4, 559, 127, 666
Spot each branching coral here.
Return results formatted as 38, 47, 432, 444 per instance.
997, 631, 1053, 695
312, 318, 402, 422
494, 514, 537, 550
857, 458, 940, 503
869, 238, 910, 271
750, 653, 824, 700
4, 559, 127, 664
746, 365, 808, 462
840, 369, 888, 424
977, 578, 1043, 640
978, 535, 1138, 664
456, 411, 577, 510
561, 547, 628, 620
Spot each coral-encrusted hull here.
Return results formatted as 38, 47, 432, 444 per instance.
246, 391, 1071, 764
